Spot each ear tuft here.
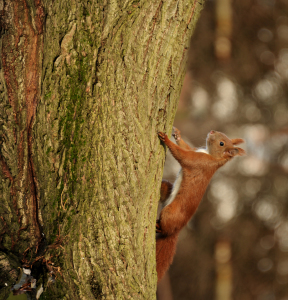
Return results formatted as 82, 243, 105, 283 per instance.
231, 138, 245, 145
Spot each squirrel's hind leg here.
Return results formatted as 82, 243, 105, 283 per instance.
160, 180, 173, 203
157, 180, 173, 234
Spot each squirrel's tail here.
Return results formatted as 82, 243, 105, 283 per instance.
156, 233, 179, 282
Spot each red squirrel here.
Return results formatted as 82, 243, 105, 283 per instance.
156, 128, 245, 282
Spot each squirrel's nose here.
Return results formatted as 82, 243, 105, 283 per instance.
210, 130, 215, 134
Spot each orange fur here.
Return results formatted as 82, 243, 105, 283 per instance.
156, 129, 245, 282
156, 233, 178, 281
172, 127, 193, 151
160, 180, 173, 203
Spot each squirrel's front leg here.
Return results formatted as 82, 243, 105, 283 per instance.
173, 127, 192, 151
158, 132, 191, 165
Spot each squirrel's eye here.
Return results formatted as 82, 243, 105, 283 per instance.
220, 141, 224, 146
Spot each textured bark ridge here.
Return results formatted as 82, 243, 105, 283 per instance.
0, 0, 44, 261
0, 0, 204, 299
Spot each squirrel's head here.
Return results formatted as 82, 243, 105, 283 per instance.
206, 130, 246, 160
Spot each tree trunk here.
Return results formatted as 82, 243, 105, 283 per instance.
0, 0, 204, 299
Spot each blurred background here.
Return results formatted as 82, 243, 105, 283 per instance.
157, 0, 288, 299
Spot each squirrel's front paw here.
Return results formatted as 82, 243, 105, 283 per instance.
172, 127, 181, 142
158, 132, 167, 142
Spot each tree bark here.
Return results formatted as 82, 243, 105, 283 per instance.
0, 0, 204, 299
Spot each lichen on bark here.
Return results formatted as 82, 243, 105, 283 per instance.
0, 0, 204, 298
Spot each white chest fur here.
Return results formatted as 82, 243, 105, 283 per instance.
196, 148, 208, 154
162, 148, 209, 207
163, 169, 183, 207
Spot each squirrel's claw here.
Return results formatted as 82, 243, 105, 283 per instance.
172, 127, 181, 142
158, 132, 167, 142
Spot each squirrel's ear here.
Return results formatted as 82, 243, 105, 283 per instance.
231, 138, 245, 145
224, 147, 246, 157
236, 147, 246, 156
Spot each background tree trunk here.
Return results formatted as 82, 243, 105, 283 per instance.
0, 0, 204, 298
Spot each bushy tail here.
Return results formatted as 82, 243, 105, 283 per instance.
156, 233, 179, 282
